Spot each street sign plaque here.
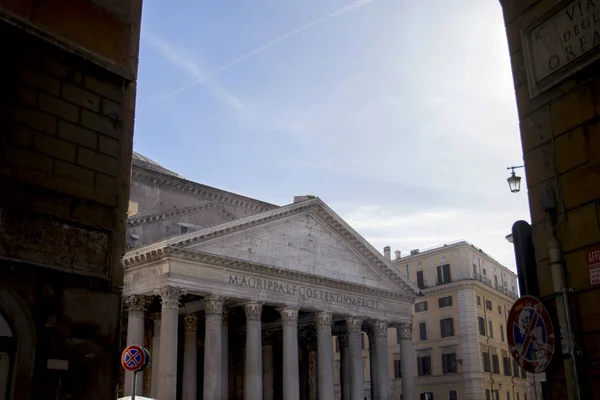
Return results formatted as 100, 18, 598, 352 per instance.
507, 295, 555, 373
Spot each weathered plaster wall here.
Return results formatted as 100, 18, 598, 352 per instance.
499, 0, 600, 396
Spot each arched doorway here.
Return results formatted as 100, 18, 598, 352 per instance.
0, 313, 15, 400
0, 282, 35, 400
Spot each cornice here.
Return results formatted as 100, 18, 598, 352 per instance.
131, 168, 278, 213
123, 199, 421, 299
127, 201, 238, 227
422, 279, 518, 301
124, 246, 415, 303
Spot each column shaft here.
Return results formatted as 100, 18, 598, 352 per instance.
339, 335, 351, 400
316, 312, 334, 400
372, 322, 390, 400
399, 323, 415, 400
124, 295, 145, 396
347, 317, 364, 400
222, 311, 229, 400
156, 286, 186, 400
368, 332, 377, 400
151, 316, 161, 399
203, 296, 224, 400
244, 302, 263, 400
262, 341, 274, 400
182, 314, 198, 400
278, 308, 300, 400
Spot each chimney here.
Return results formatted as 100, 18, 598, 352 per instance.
395, 250, 401, 260
410, 249, 420, 255
383, 246, 391, 260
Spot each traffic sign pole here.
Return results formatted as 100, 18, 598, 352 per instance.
131, 371, 137, 400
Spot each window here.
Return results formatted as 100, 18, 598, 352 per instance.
483, 268, 487, 275
417, 356, 431, 376
512, 359, 520, 378
473, 263, 477, 276
517, 393, 520, 400
506, 392, 511, 400
420, 393, 434, 400
419, 322, 427, 341
335, 337, 339, 353
492, 353, 500, 374
524, 394, 527, 400
486, 300, 493, 311
405, 264, 409, 277
486, 390, 491, 400
438, 296, 453, 308
521, 367, 527, 379
503, 353, 511, 376
449, 390, 458, 400
477, 296, 481, 306
437, 264, 451, 284
482, 351, 491, 372
415, 301, 428, 313
440, 318, 454, 338
442, 353, 457, 373
361, 333, 366, 349
417, 270, 425, 289
478, 317, 486, 336
393, 358, 401, 378
488, 320, 494, 338
500, 325, 505, 342
498, 305, 502, 314
180, 225, 190, 234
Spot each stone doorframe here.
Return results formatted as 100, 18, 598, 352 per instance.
0, 282, 36, 400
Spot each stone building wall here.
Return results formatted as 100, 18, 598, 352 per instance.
0, 0, 141, 398
499, 0, 600, 397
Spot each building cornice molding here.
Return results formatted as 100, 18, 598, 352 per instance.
127, 201, 238, 227
124, 199, 421, 299
124, 246, 416, 302
131, 168, 278, 213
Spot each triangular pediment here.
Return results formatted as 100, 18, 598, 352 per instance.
128, 199, 420, 298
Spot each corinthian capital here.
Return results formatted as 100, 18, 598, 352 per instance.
346, 317, 363, 333
243, 301, 262, 321
373, 321, 388, 337
184, 314, 198, 332
398, 323, 412, 339
315, 312, 333, 331
155, 286, 187, 310
125, 295, 146, 318
204, 295, 224, 315
277, 308, 299, 327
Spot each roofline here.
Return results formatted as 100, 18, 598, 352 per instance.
392, 240, 515, 276
131, 164, 279, 212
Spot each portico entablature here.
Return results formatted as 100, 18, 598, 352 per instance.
124, 249, 413, 322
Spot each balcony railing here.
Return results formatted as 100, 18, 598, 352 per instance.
472, 273, 516, 299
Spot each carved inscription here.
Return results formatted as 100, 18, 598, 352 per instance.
524, 0, 600, 94
228, 274, 379, 309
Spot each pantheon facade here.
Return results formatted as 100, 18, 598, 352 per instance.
121, 153, 420, 400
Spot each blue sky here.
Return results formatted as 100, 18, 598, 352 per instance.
133, 0, 531, 271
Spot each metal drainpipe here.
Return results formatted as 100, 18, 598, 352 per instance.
548, 236, 581, 400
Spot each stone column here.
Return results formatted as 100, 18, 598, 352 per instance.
151, 314, 161, 399
124, 295, 145, 396
339, 334, 351, 400
367, 328, 377, 400
182, 314, 198, 400
346, 317, 364, 400
222, 310, 229, 400
398, 323, 415, 400
316, 312, 334, 400
262, 336, 274, 400
277, 308, 299, 400
203, 295, 224, 400
244, 301, 263, 400
371, 321, 390, 400
156, 286, 186, 400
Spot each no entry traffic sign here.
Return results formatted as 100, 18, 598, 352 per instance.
507, 295, 555, 373
121, 345, 146, 372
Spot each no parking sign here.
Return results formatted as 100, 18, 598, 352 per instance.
121, 345, 151, 399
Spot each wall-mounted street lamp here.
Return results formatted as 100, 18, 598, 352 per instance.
506, 165, 525, 193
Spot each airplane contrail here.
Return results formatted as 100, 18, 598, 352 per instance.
139, 0, 376, 111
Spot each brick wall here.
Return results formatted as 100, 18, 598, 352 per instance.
0, 19, 137, 399
500, 0, 600, 397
